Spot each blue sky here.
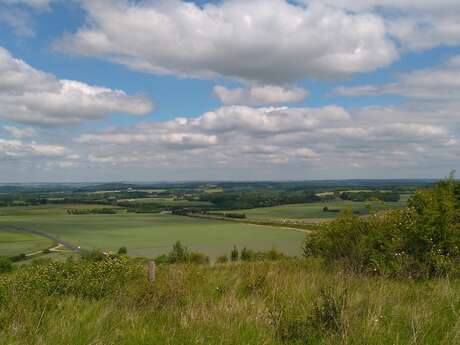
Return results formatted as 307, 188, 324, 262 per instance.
0, 0, 459, 182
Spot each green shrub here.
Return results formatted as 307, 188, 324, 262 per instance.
10, 253, 26, 263
0, 258, 12, 274
155, 241, 209, 265
241, 247, 256, 262
230, 246, 239, 261
1, 256, 143, 300
304, 176, 460, 278
118, 246, 128, 255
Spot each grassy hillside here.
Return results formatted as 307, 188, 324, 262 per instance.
1, 257, 459, 345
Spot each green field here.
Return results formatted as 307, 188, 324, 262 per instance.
0, 206, 305, 258
230, 194, 412, 221
0, 229, 53, 257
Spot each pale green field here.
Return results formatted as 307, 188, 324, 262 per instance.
231, 194, 412, 221
0, 206, 305, 258
0, 230, 53, 256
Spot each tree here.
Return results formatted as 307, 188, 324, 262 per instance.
118, 246, 128, 255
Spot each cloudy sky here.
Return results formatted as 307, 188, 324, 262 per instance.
0, 0, 459, 182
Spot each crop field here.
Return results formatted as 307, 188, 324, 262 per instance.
231, 194, 412, 221
117, 197, 212, 207
0, 229, 53, 257
0, 206, 305, 258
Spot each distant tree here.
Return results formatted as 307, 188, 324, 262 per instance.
118, 246, 128, 255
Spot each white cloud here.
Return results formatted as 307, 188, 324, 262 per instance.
3, 125, 35, 138
0, 0, 52, 10
71, 102, 457, 179
0, 138, 67, 159
0, 9, 35, 37
213, 85, 308, 105
0, 47, 153, 125
303, 0, 460, 51
55, 0, 398, 84
336, 55, 460, 101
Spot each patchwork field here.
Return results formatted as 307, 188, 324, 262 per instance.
231, 194, 412, 221
0, 206, 305, 259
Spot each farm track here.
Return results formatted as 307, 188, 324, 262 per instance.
0, 225, 82, 253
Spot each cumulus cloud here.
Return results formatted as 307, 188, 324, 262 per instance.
0, 9, 35, 37
70, 102, 457, 179
3, 125, 35, 138
0, 0, 53, 10
213, 85, 308, 105
336, 55, 460, 101
0, 47, 153, 125
54, 0, 398, 84
303, 0, 460, 51
0, 138, 67, 159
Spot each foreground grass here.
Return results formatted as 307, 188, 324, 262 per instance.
1, 258, 460, 345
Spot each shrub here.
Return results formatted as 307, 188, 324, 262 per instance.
1, 256, 143, 299
118, 246, 128, 255
304, 176, 460, 278
0, 258, 12, 274
240, 247, 256, 262
10, 253, 26, 263
230, 246, 239, 262
154, 242, 209, 265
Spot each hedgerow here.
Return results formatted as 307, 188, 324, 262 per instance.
304, 176, 460, 278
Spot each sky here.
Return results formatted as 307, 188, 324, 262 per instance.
0, 0, 459, 182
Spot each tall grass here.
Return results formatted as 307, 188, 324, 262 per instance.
1, 257, 460, 345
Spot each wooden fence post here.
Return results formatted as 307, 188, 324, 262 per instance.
148, 261, 156, 282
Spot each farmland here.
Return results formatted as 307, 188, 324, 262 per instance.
231, 194, 412, 222
0, 208, 305, 259
0, 181, 424, 261
0, 229, 53, 257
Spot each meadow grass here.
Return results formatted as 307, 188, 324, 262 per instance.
1, 258, 459, 345
0, 209, 305, 258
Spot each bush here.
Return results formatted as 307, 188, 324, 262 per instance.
304, 176, 460, 278
241, 247, 257, 262
10, 253, 26, 263
154, 241, 209, 265
0, 256, 143, 299
118, 246, 128, 255
230, 246, 239, 262
0, 258, 12, 274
